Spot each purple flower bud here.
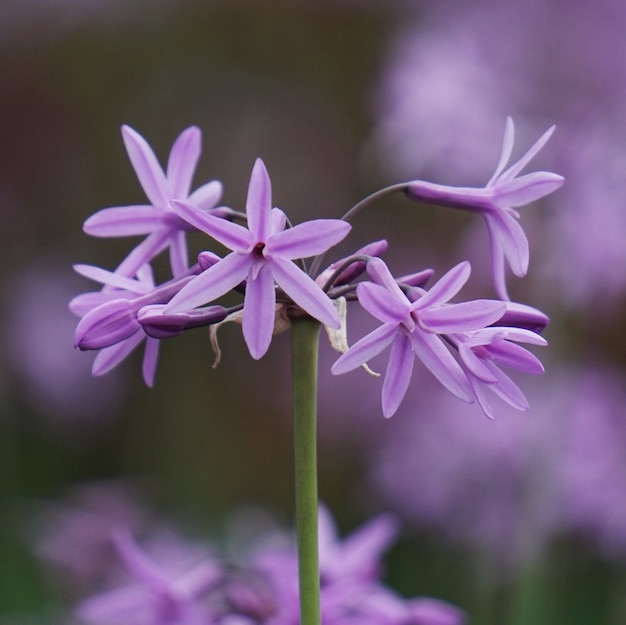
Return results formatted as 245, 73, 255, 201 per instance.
74, 299, 140, 350
492, 301, 549, 333
138, 304, 229, 339
317, 239, 389, 288
197, 251, 222, 271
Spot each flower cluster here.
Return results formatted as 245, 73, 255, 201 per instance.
57, 502, 465, 625
72, 121, 561, 416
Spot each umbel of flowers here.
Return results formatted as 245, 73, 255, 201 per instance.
71, 119, 563, 625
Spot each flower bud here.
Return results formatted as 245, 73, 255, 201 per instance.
74, 299, 140, 350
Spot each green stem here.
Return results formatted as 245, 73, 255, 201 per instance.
291, 316, 321, 625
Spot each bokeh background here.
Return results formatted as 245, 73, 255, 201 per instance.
1, 1, 626, 623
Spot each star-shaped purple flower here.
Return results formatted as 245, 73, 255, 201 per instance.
83, 126, 223, 278
165, 158, 352, 359
332, 259, 506, 417
406, 117, 564, 299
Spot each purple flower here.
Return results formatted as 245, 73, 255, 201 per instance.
83, 126, 223, 278
406, 117, 564, 299
332, 259, 505, 417
76, 528, 221, 625
165, 158, 352, 359
452, 326, 547, 419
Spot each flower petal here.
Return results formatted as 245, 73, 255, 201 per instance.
73, 264, 152, 293
187, 180, 223, 211
141, 337, 160, 387
83, 205, 167, 237
114, 231, 171, 279
246, 158, 273, 242
271, 257, 340, 328
171, 200, 253, 252
418, 300, 506, 334
167, 126, 201, 198
242, 262, 276, 359
485, 211, 529, 277
267, 219, 351, 259
487, 340, 545, 374
487, 116, 515, 186
382, 332, 415, 418
498, 123, 556, 183
92, 330, 145, 376
411, 330, 473, 402
165, 252, 251, 313
356, 282, 411, 325
331, 324, 398, 375
169, 230, 189, 278
412, 261, 471, 310
495, 171, 564, 208
121, 125, 169, 207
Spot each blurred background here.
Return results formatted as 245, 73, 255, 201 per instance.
1, 1, 626, 623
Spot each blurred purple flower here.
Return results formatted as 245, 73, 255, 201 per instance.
332, 259, 505, 417
83, 125, 223, 279
406, 118, 563, 300
166, 158, 351, 359
76, 529, 221, 625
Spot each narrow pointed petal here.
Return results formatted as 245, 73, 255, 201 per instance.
187, 180, 223, 211
418, 300, 506, 333
499, 124, 556, 183
412, 261, 471, 310
458, 343, 499, 383
382, 332, 415, 418
484, 364, 530, 410
83, 205, 167, 237
70, 291, 127, 317
246, 158, 272, 241
496, 171, 564, 209
112, 530, 171, 590
171, 200, 253, 252
411, 331, 473, 402
142, 337, 160, 387
331, 324, 398, 375
74, 299, 140, 350
121, 125, 169, 207
485, 211, 529, 277
165, 253, 251, 313
242, 263, 276, 359
271, 257, 340, 328
167, 126, 201, 198
366, 258, 407, 299
487, 341, 545, 374
76, 586, 147, 621
73, 265, 151, 293
487, 116, 515, 186
267, 219, 351, 259
92, 330, 145, 376
468, 376, 495, 420
169, 230, 189, 277
356, 282, 410, 324
114, 230, 171, 279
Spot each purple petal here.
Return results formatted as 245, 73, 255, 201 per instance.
70, 291, 128, 316
169, 230, 189, 278
418, 300, 506, 334
121, 125, 169, 207
92, 330, 145, 376
167, 126, 201, 198
495, 172, 564, 208
411, 330, 473, 402
114, 231, 171, 279
171, 200, 253, 252
267, 219, 351, 259
74, 299, 140, 350
142, 337, 160, 387
495, 302, 549, 333
412, 261, 471, 310
76, 586, 149, 621
356, 282, 411, 325
498, 123, 556, 183
165, 253, 251, 313
271, 257, 340, 328
487, 341, 545, 374
331, 324, 398, 375
487, 116, 515, 186
83, 205, 166, 237
246, 158, 272, 242
187, 180, 223, 211
485, 211, 529, 277
242, 262, 276, 360
73, 265, 151, 293
382, 332, 415, 418
483, 364, 529, 410
458, 343, 499, 383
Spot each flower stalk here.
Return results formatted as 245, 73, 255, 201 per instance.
291, 315, 322, 625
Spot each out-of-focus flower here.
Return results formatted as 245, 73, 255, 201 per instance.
332, 259, 505, 417
83, 125, 223, 278
369, 364, 626, 569
406, 118, 563, 300
166, 158, 351, 359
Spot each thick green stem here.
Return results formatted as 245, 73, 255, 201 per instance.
291, 316, 321, 625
